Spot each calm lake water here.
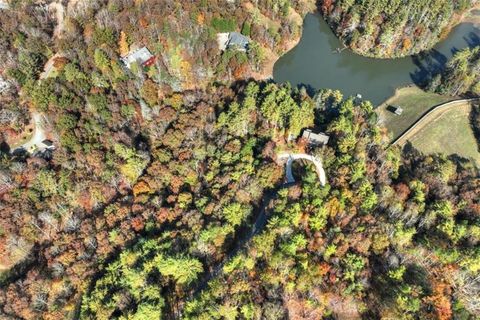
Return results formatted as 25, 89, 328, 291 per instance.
273, 13, 480, 105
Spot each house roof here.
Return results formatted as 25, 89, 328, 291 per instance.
228, 32, 250, 49
302, 129, 330, 145
217, 33, 230, 51
121, 47, 154, 69
0, 76, 9, 92
42, 139, 54, 147
392, 105, 403, 115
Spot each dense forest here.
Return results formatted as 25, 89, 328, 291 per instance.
319, 0, 477, 58
80, 88, 480, 319
428, 46, 480, 96
0, 0, 479, 320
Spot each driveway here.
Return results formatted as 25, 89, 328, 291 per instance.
277, 153, 327, 186
13, 112, 47, 153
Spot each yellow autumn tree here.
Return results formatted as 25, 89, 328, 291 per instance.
119, 31, 129, 57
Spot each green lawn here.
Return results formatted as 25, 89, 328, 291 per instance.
376, 86, 452, 140
409, 103, 480, 166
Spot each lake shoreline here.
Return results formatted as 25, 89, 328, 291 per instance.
273, 13, 480, 105
254, 2, 317, 80
268, 3, 480, 72
318, 4, 480, 60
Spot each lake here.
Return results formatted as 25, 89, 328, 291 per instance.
273, 13, 480, 105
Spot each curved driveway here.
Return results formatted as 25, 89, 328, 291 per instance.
277, 153, 327, 186
13, 112, 46, 153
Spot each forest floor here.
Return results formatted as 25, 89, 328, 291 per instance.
376, 86, 452, 141
407, 102, 480, 166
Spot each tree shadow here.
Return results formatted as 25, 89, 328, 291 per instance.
469, 102, 480, 153
464, 31, 480, 48
297, 82, 317, 97
409, 49, 448, 88
0, 141, 10, 154
410, 28, 480, 89
405, 264, 432, 296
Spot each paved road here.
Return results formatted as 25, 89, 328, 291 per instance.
277, 153, 326, 186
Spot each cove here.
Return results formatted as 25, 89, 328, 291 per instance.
273, 13, 480, 105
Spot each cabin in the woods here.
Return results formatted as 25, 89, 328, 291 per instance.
121, 47, 155, 69
217, 32, 250, 52
302, 129, 330, 146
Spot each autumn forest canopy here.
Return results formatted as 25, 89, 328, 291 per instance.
0, 1, 479, 320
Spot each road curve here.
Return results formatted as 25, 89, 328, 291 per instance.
13, 112, 47, 153
391, 98, 480, 146
277, 153, 327, 186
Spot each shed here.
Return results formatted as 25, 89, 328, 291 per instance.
41, 139, 55, 150
121, 47, 155, 69
302, 129, 330, 146
391, 105, 403, 115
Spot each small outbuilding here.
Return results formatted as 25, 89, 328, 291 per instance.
391, 105, 403, 115
121, 47, 155, 70
302, 129, 330, 146
41, 139, 55, 150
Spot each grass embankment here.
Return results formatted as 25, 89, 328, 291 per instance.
376, 86, 452, 140
408, 102, 480, 166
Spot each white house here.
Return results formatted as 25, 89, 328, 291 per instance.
121, 47, 155, 70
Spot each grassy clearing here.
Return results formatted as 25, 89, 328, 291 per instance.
408, 103, 480, 166
376, 86, 452, 140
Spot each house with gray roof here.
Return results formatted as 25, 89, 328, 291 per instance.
217, 32, 250, 52
302, 129, 330, 146
228, 32, 250, 51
